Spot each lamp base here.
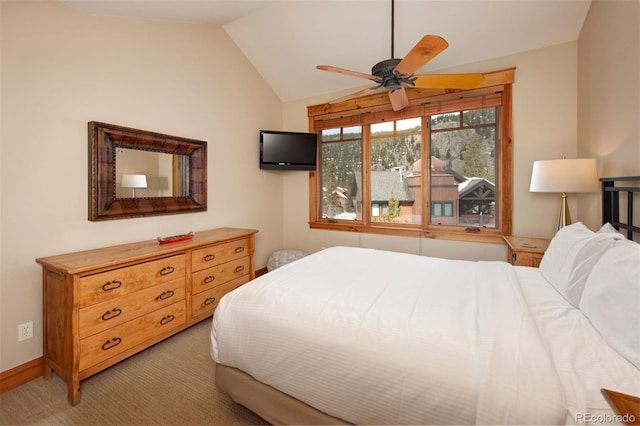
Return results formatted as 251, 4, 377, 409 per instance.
557, 192, 572, 231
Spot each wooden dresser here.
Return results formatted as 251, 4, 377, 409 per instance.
36, 227, 257, 405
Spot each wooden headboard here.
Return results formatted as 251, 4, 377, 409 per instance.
601, 176, 640, 239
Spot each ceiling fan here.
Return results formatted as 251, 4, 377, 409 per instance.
316, 0, 484, 111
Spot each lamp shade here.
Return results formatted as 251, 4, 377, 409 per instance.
530, 158, 599, 193
121, 174, 147, 188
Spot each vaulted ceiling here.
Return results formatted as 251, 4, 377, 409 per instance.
61, 0, 592, 102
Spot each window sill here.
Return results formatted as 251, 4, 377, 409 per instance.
309, 221, 506, 244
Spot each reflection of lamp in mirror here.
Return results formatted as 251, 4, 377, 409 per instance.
529, 158, 599, 231
121, 174, 147, 198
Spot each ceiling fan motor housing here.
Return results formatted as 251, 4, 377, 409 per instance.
372, 58, 415, 91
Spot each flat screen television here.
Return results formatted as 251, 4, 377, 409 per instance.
259, 130, 318, 171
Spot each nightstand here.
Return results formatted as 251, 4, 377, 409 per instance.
601, 388, 640, 424
503, 236, 551, 267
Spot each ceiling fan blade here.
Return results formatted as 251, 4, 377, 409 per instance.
388, 87, 409, 111
412, 73, 484, 89
393, 35, 449, 76
328, 85, 386, 104
317, 65, 378, 81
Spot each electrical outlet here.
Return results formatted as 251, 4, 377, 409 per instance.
18, 321, 33, 342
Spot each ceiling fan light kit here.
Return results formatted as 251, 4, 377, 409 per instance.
317, 1, 484, 111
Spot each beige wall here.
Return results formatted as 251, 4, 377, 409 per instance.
283, 41, 580, 256
577, 0, 640, 232
0, 1, 284, 371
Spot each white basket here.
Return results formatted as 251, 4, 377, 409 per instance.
267, 249, 309, 271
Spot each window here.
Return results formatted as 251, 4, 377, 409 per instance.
370, 117, 421, 225
308, 69, 513, 243
430, 107, 497, 228
432, 202, 454, 217
320, 126, 362, 221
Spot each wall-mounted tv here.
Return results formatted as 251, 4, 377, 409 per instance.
259, 130, 318, 171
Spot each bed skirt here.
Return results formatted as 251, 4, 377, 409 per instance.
215, 363, 349, 425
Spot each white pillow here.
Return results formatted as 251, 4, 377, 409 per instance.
579, 240, 640, 368
539, 222, 622, 306
597, 222, 626, 238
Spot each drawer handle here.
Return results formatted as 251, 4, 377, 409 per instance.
159, 266, 175, 276
234, 265, 245, 273
203, 275, 216, 284
102, 280, 122, 292
203, 296, 216, 306
160, 314, 175, 325
101, 337, 122, 351
156, 290, 175, 301
203, 253, 216, 262
101, 308, 122, 321
234, 246, 245, 253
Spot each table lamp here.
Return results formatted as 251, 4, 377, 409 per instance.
529, 158, 599, 230
121, 174, 147, 198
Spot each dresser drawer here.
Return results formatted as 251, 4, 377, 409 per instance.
191, 257, 250, 295
79, 254, 185, 308
191, 275, 250, 318
191, 238, 249, 272
79, 301, 186, 371
79, 278, 185, 338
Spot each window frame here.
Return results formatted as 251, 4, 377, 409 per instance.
307, 68, 514, 243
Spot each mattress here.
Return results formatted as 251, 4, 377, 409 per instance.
214, 362, 347, 425
211, 246, 578, 424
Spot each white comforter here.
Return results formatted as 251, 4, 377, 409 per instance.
211, 246, 567, 424
516, 266, 640, 424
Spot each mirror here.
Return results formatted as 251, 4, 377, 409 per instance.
89, 121, 207, 221
115, 149, 189, 198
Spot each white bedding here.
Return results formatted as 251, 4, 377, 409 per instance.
516, 266, 640, 424
211, 246, 590, 424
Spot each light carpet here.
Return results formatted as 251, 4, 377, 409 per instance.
0, 319, 265, 425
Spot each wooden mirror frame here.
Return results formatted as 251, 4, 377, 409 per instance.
89, 121, 207, 221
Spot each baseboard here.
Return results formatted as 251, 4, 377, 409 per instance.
0, 357, 44, 394
255, 266, 268, 278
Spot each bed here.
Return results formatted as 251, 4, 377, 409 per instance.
211, 176, 640, 425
